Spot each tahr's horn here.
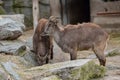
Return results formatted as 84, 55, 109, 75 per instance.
49, 16, 60, 22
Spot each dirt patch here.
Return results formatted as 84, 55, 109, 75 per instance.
18, 30, 33, 41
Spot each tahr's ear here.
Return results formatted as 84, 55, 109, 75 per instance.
56, 22, 64, 31
58, 26, 64, 31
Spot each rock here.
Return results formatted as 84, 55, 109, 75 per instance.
0, 39, 38, 66
0, 54, 33, 68
0, 53, 106, 80
21, 59, 106, 80
15, 45, 27, 56
2, 0, 14, 14
1, 61, 21, 80
0, 54, 35, 80
0, 0, 3, 5
0, 40, 38, 66
0, 6, 6, 14
106, 48, 120, 57
23, 48, 38, 66
41, 75, 62, 80
0, 68, 11, 80
0, 40, 25, 55
0, 14, 24, 23
0, 14, 25, 40
11, 0, 33, 27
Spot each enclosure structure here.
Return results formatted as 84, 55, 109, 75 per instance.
90, 0, 120, 33
49, 0, 90, 25
49, 0, 120, 32
1, 0, 120, 32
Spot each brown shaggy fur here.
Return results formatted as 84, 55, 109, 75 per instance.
33, 18, 53, 65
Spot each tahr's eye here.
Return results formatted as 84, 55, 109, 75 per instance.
48, 23, 52, 26
48, 23, 51, 26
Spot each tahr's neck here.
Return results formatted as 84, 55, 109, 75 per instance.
53, 24, 63, 43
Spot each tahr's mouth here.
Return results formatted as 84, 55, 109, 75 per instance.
40, 32, 49, 36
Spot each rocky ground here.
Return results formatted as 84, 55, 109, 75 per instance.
19, 30, 120, 80
1, 15, 119, 80
103, 34, 120, 80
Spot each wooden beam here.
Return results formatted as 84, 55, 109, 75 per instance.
97, 11, 120, 15
32, 0, 39, 31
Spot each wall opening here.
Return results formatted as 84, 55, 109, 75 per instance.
61, 0, 90, 24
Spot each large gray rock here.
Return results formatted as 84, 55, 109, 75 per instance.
41, 75, 62, 80
1, 61, 21, 80
0, 14, 25, 40
0, 6, 6, 14
0, 68, 11, 80
21, 59, 106, 80
23, 50, 38, 66
0, 14, 24, 23
0, 40, 38, 66
0, 53, 106, 80
0, 54, 36, 80
0, 40, 24, 55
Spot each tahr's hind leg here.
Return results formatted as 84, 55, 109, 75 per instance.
46, 57, 49, 63
93, 48, 106, 66
50, 45, 54, 59
70, 49, 77, 60
93, 42, 107, 66
70, 51, 77, 60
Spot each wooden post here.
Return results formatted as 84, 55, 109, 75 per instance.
49, 0, 62, 23
49, 0, 61, 16
32, 0, 39, 31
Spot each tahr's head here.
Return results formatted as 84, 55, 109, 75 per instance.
41, 16, 60, 36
